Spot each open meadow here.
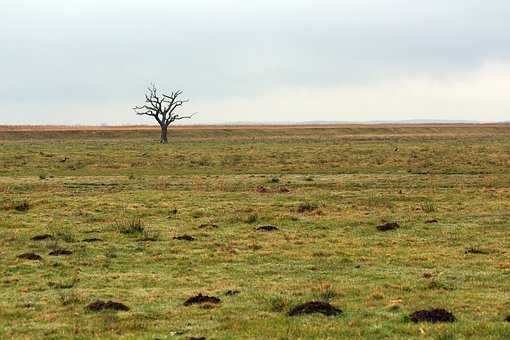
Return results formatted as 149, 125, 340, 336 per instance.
1, 124, 509, 339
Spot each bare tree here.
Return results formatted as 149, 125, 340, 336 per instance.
133, 84, 195, 143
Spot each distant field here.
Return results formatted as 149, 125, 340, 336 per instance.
0, 125, 509, 339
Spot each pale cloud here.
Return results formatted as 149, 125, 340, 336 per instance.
195, 61, 510, 123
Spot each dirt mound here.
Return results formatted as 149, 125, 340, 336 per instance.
409, 309, 455, 323
82, 238, 102, 243
225, 290, 240, 296
17, 253, 42, 260
31, 234, 54, 241
464, 247, 490, 255
15, 201, 30, 212
256, 225, 279, 231
86, 299, 130, 312
198, 223, 218, 229
183, 293, 221, 306
174, 235, 195, 241
425, 219, 439, 224
376, 222, 400, 231
49, 249, 73, 256
288, 301, 342, 316
297, 202, 318, 213
256, 186, 269, 193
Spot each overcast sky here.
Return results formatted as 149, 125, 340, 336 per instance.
1, 0, 509, 124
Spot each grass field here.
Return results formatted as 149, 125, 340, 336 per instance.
1, 124, 509, 339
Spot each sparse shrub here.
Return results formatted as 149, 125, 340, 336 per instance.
312, 283, 338, 302
115, 216, 145, 234
426, 280, 454, 291
221, 154, 242, 166
297, 202, 318, 213
191, 210, 205, 219
304, 176, 314, 182
269, 177, 280, 183
54, 228, 76, 243
14, 200, 30, 212
59, 290, 80, 306
105, 247, 118, 258
421, 200, 437, 213
367, 193, 393, 208
191, 158, 212, 166
141, 229, 160, 241
245, 213, 258, 224
267, 295, 289, 312
49, 278, 78, 289
38, 173, 48, 180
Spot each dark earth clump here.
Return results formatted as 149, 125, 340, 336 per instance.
17, 253, 42, 261
288, 301, 342, 317
256, 225, 279, 232
425, 219, 439, 224
409, 309, 456, 323
31, 234, 54, 241
174, 235, 195, 241
505, 315, 510, 322
82, 238, 102, 243
187, 337, 206, 340
49, 249, 73, 256
297, 202, 318, 213
198, 223, 219, 229
14, 201, 30, 212
86, 299, 130, 312
225, 290, 240, 296
256, 186, 269, 193
464, 247, 490, 255
183, 293, 221, 306
376, 222, 400, 231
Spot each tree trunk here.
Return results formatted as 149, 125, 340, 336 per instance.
160, 125, 168, 144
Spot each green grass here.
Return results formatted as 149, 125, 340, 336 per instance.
0, 125, 510, 339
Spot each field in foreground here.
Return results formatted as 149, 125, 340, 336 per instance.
0, 124, 509, 339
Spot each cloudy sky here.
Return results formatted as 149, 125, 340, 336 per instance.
1, 0, 509, 124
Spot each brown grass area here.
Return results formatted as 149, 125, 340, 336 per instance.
1, 123, 509, 132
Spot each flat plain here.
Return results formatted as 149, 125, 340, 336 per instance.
1, 124, 509, 339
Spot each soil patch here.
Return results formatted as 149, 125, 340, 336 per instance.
31, 234, 54, 241
409, 309, 455, 323
256, 225, 279, 232
256, 186, 269, 193
288, 301, 342, 317
174, 235, 195, 241
183, 293, 221, 306
297, 202, 318, 213
505, 315, 510, 322
425, 219, 439, 224
86, 299, 130, 312
377, 222, 400, 231
17, 253, 42, 261
198, 223, 218, 229
187, 337, 206, 340
464, 247, 490, 255
49, 249, 73, 256
82, 238, 102, 243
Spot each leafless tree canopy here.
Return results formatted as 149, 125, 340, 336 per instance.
133, 84, 195, 143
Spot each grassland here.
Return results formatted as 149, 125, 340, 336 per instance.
0, 124, 509, 339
